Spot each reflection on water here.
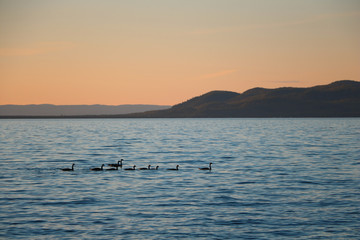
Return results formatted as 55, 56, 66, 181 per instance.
0, 119, 359, 239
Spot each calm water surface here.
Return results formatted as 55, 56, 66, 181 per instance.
0, 119, 359, 239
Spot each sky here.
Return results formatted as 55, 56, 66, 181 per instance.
1, 0, 359, 105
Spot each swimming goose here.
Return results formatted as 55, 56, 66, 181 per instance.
149, 166, 159, 170
91, 164, 104, 171
167, 165, 179, 171
139, 165, 151, 170
108, 159, 123, 168
124, 165, 136, 171
199, 163, 212, 171
106, 165, 119, 171
61, 163, 75, 171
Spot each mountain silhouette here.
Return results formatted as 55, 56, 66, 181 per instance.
1, 80, 359, 118
124, 80, 360, 117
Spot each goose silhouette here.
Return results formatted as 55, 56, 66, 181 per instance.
61, 163, 75, 171
91, 164, 104, 171
124, 165, 136, 171
108, 159, 123, 168
199, 163, 212, 171
106, 165, 119, 171
167, 165, 179, 171
139, 165, 151, 170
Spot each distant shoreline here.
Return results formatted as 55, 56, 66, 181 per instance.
1, 116, 359, 119
0, 104, 171, 117
2, 80, 359, 118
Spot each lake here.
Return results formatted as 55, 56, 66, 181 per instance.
0, 118, 359, 239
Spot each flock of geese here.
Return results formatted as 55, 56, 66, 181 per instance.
61, 159, 213, 172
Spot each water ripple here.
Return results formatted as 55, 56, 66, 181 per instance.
0, 118, 359, 239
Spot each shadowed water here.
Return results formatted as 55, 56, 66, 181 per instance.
0, 119, 359, 239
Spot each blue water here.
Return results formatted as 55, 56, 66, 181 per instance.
0, 118, 359, 239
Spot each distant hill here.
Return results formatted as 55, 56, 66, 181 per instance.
123, 80, 360, 117
0, 104, 170, 117
2, 80, 359, 118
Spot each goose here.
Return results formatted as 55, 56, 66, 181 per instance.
106, 165, 119, 171
124, 165, 136, 171
61, 163, 75, 171
149, 166, 159, 170
139, 165, 151, 170
91, 164, 104, 171
199, 163, 212, 171
108, 159, 123, 168
167, 165, 179, 171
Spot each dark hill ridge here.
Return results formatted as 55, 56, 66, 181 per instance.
2, 80, 359, 118
125, 80, 360, 117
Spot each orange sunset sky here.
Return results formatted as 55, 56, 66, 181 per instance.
1, 0, 359, 106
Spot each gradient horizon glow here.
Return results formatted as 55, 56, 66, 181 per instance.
1, 0, 359, 105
